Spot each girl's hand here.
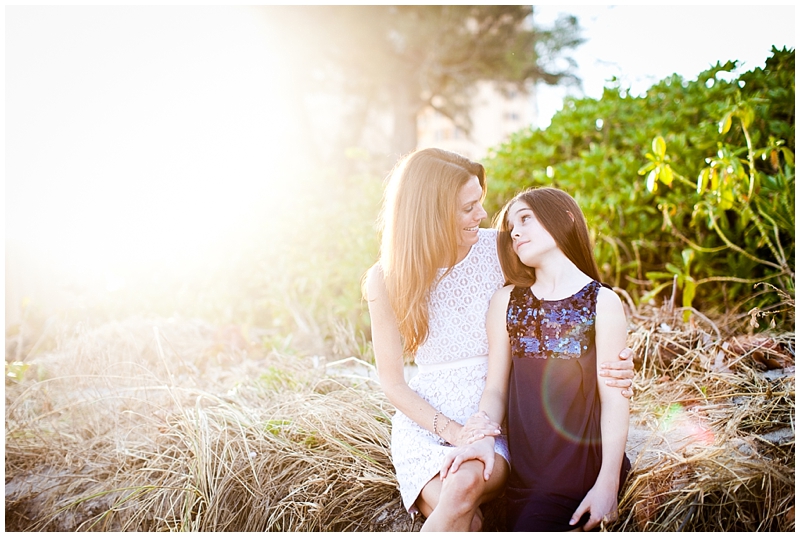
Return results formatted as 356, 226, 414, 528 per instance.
599, 347, 635, 398
568, 483, 619, 531
451, 411, 502, 446
440, 437, 496, 481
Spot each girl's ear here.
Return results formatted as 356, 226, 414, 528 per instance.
566, 210, 575, 223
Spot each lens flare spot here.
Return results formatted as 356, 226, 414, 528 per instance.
657, 403, 715, 448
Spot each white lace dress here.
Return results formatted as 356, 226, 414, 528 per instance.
391, 228, 510, 512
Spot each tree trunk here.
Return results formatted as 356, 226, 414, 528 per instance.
391, 82, 420, 159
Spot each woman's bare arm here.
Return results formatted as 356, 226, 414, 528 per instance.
365, 265, 489, 446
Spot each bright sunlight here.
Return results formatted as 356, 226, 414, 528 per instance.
7, 7, 300, 310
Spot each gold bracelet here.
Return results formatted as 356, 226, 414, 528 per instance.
433, 411, 441, 435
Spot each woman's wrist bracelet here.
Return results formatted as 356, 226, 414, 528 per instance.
439, 416, 453, 437
432, 411, 453, 441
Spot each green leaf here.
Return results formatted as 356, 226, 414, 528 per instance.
682, 279, 696, 321
710, 169, 719, 191
665, 263, 682, 275
739, 207, 752, 228
480, 47, 794, 331
652, 136, 666, 159
681, 248, 695, 271
5, 361, 30, 383
780, 146, 794, 167
719, 113, 732, 134
646, 169, 658, 193
660, 164, 674, 186
697, 167, 710, 195
641, 280, 674, 303
645, 271, 675, 281
638, 162, 656, 175
740, 106, 754, 129
264, 419, 292, 435
719, 185, 734, 210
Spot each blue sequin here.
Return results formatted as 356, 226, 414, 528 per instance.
506, 281, 600, 361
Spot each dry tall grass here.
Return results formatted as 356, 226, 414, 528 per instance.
6, 318, 410, 531
5, 303, 795, 531
613, 299, 794, 532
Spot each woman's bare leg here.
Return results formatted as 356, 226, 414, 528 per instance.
415, 454, 508, 532
417, 482, 484, 531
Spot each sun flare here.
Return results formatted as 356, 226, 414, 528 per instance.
6, 6, 308, 318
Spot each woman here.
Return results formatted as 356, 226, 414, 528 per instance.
363, 148, 633, 531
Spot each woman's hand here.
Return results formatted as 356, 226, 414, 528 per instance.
599, 347, 635, 398
450, 411, 501, 446
569, 482, 619, 531
440, 437, 497, 481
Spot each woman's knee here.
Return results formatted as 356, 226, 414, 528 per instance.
441, 461, 485, 503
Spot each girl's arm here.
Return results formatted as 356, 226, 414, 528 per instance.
440, 285, 513, 480
570, 287, 630, 530
364, 265, 492, 446
477, 285, 514, 432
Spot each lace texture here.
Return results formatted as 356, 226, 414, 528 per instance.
391, 229, 509, 511
415, 229, 505, 365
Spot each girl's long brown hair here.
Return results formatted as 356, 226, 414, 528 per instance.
376, 148, 486, 355
494, 187, 600, 287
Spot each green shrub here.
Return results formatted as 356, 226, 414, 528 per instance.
486, 47, 794, 328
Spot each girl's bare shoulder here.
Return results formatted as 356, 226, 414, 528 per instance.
491, 284, 514, 304
596, 285, 625, 317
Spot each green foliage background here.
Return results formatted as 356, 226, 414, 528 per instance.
484, 47, 794, 328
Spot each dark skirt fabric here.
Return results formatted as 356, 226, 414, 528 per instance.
507, 457, 631, 531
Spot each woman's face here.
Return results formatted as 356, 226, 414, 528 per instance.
507, 200, 557, 267
456, 175, 487, 259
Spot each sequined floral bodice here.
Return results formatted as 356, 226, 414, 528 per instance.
506, 280, 600, 360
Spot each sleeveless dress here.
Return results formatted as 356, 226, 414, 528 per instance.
505, 281, 630, 531
391, 228, 510, 512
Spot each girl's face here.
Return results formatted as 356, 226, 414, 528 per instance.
456, 175, 487, 258
507, 200, 557, 267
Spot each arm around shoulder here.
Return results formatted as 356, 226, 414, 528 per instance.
597, 286, 636, 394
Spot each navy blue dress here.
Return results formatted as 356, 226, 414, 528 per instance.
505, 281, 630, 531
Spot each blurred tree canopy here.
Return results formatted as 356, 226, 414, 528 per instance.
485, 47, 795, 329
263, 6, 582, 162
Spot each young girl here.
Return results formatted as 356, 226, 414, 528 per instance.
441, 187, 631, 531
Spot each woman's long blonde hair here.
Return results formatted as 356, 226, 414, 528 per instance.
377, 148, 486, 356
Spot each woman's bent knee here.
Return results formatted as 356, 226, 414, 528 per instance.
441, 461, 486, 503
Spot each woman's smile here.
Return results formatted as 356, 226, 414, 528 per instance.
456, 176, 487, 259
